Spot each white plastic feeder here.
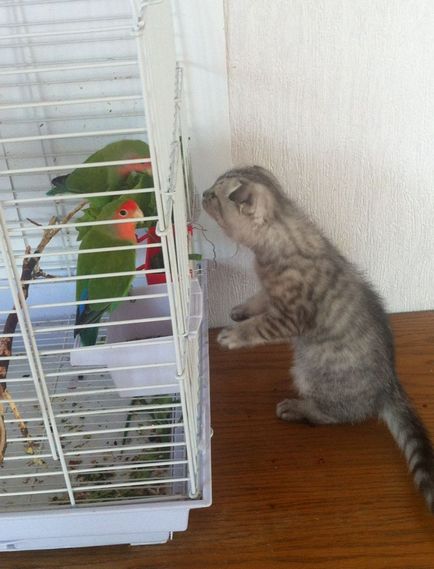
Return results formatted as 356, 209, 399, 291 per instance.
70, 279, 203, 397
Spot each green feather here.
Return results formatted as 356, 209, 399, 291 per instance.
75, 172, 157, 241
75, 198, 139, 346
47, 139, 152, 209
124, 171, 156, 227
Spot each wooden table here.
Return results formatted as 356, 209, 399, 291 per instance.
5, 312, 434, 569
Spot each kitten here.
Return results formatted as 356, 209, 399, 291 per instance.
202, 165, 434, 512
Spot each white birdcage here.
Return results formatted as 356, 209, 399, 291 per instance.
0, 0, 211, 551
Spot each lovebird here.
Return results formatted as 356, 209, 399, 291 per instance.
47, 139, 153, 210
74, 197, 143, 347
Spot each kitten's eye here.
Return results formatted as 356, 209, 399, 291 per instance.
119, 209, 128, 217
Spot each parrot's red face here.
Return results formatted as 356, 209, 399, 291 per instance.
114, 199, 143, 241
117, 155, 152, 177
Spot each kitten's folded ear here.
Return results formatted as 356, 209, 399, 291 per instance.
228, 181, 268, 224
228, 182, 256, 215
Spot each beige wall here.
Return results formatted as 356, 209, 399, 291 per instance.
207, 0, 434, 326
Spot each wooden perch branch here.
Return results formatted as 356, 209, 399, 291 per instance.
0, 246, 33, 390
0, 201, 87, 463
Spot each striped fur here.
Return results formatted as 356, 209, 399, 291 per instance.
380, 387, 434, 512
203, 165, 434, 513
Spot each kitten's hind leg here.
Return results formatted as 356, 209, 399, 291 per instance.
276, 398, 339, 425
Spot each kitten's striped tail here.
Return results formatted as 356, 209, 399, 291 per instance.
380, 386, 434, 513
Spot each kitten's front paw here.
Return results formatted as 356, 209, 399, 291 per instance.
217, 327, 243, 350
230, 304, 250, 322
276, 399, 301, 422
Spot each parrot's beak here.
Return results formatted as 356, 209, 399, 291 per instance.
132, 206, 144, 219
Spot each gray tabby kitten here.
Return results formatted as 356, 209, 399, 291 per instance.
202, 165, 434, 512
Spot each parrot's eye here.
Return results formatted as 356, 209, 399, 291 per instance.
119, 209, 128, 217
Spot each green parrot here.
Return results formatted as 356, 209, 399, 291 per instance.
74, 197, 143, 347
48, 140, 153, 208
